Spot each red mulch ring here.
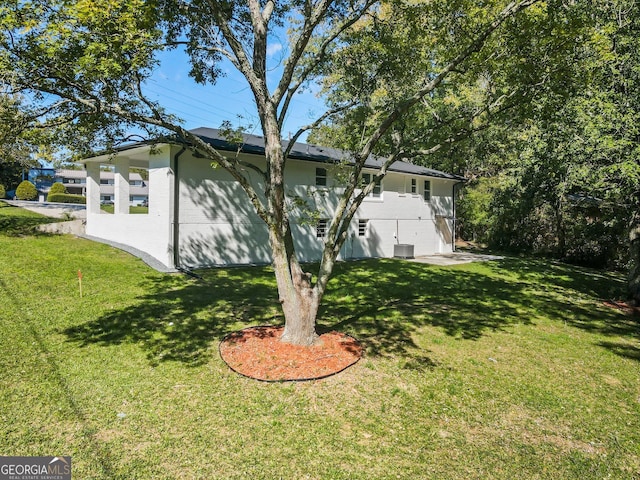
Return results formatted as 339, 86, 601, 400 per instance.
219, 325, 363, 382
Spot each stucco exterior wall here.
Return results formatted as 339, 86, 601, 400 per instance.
176, 152, 457, 268
85, 147, 174, 268
84, 144, 458, 269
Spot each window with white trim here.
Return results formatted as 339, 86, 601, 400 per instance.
411, 178, 417, 195
316, 219, 328, 238
361, 173, 382, 198
315, 167, 327, 186
423, 180, 431, 202
358, 219, 368, 237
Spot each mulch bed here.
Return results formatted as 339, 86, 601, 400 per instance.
219, 325, 363, 382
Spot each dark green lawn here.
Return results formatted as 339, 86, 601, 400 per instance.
1, 201, 639, 479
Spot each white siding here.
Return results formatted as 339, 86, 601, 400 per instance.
176, 152, 269, 267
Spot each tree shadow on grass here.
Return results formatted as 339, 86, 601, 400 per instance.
597, 341, 640, 362
319, 258, 634, 361
63, 266, 283, 366
63, 257, 635, 366
488, 258, 639, 358
318, 259, 537, 359
0, 210, 61, 236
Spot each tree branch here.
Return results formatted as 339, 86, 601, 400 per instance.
272, 0, 343, 110
276, 0, 376, 128
355, 0, 539, 168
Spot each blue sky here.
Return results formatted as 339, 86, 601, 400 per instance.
144, 46, 328, 143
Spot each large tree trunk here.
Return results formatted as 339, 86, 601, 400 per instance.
553, 197, 566, 258
262, 113, 321, 346
269, 225, 320, 346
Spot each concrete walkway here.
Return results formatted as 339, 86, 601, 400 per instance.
410, 251, 504, 266
5, 199, 86, 219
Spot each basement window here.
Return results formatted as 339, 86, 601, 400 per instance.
316, 219, 328, 238
358, 219, 368, 237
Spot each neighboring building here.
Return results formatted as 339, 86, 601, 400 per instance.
28, 168, 149, 206
55, 169, 149, 205
78, 127, 464, 270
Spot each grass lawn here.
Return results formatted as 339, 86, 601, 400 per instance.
1, 200, 639, 479
100, 205, 149, 214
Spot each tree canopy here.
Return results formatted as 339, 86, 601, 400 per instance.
434, 1, 639, 297
310, 0, 640, 300
1, 0, 576, 343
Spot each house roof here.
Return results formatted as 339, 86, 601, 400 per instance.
82, 127, 465, 182
188, 127, 466, 182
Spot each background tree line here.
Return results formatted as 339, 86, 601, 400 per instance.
452, 1, 639, 273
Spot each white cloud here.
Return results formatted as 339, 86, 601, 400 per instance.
266, 43, 283, 58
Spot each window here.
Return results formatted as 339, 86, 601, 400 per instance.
361, 173, 381, 198
423, 180, 431, 202
358, 219, 368, 237
411, 178, 417, 194
315, 167, 327, 186
316, 219, 328, 238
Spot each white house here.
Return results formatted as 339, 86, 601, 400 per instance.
79, 128, 464, 270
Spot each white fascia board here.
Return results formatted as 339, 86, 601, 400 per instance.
78, 144, 170, 168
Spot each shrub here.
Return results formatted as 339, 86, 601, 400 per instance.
0, 184, 5, 199
47, 182, 67, 200
15, 180, 37, 201
46, 193, 86, 204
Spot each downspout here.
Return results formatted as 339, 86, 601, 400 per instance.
452, 180, 465, 252
172, 145, 187, 269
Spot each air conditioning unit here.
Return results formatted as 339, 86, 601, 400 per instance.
394, 243, 414, 259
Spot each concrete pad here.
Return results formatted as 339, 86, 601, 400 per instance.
410, 252, 504, 266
